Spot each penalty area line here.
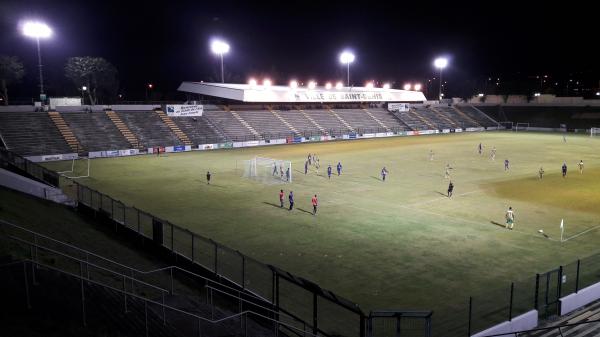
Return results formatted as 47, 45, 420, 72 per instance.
562, 225, 600, 242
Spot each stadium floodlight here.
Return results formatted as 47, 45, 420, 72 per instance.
434, 57, 448, 100
339, 50, 355, 86
534, 92, 541, 97
365, 82, 374, 89
478, 93, 484, 97
596, 92, 600, 96
414, 83, 422, 91
289, 80, 298, 89
308, 81, 316, 90
325, 82, 332, 90
403, 83, 412, 91
248, 78, 257, 87
382, 83, 391, 90
22, 21, 52, 98
210, 39, 230, 83
263, 79, 272, 88
336, 81, 343, 90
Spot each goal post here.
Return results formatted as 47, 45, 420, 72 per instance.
58, 157, 90, 179
591, 127, 600, 137
515, 123, 530, 132
243, 157, 292, 184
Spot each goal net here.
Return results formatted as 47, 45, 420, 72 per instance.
591, 127, 600, 137
243, 157, 292, 184
515, 123, 530, 132
58, 157, 90, 179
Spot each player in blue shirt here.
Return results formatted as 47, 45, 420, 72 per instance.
337, 162, 342, 176
381, 167, 388, 181
304, 160, 308, 174
288, 191, 294, 211
327, 165, 332, 179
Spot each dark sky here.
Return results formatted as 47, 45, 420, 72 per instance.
0, 0, 597, 101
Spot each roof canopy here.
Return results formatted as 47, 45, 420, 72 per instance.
178, 82, 427, 103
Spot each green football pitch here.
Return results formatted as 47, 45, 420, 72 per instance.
46, 131, 600, 333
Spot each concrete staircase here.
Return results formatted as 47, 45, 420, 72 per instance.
430, 106, 460, 128
361, 106, 391, 132
325, 105, 355, 132
295, 106, 328, 135
106, 111, 140, 148
267, 106, 301, 136
47, 111, 83, 153
155, 110, 193, 146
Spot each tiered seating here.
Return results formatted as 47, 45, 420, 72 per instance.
0, 112, 72, 156
303, 109, 352, 135
434, 106, 472, 128
170, 116, 226, 144
278, 109, 323, 135
202, 110, 255, 140
115, 111, 182, 147
335, 109, 382, 131
412, 106, 446, 129
366, 108, 411, 131
525, 301, 600, 337
455, 105, 499, 127
235, 110, 293, 137
61, 112, 131, 151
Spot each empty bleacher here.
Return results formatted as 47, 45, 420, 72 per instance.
335, 109, 383, 131
170, 116, 226, 144
278, 109, 323, 136
411, 106, 445, 129
202, 110, 256, 140
0, 112, 72, 156
365, 108, 411, 131
455, 105, 499, 128
61, 111, 131, 151
303, 109, 352, 136
477, 105, 600, 129
235, 109, 293, 137
433, 105, 472, 128
115, 111, 182, 147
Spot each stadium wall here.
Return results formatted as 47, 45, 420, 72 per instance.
470, 310, 538, 337
560, 281, 600, 316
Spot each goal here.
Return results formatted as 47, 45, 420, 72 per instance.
58, 157, 90, 179
243, 157, 292, 184
515, 123, 530, 132
591, 127, 600, 137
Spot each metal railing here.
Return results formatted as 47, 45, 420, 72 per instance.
0, 220, 322, 337
480, 318, 600, 337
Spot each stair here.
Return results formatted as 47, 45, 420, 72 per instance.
325, 105, 355, 132
267, 106, 301, 136
106, 111, 140, 148
155, 110, 193, 146
430, 106, 460, 128
221, 105, 261, 138
361, 108, 391, 132
47, 112, 84, 153
295, 106, 328, 135
409, 109, 438, 130
453, 106, 482, 127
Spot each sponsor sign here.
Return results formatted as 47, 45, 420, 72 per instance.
106, 150, 119, 157
455, 128, 463, 133
348, 134, 357, 139
200, 144, 214, 150
233, 142, 245, 148
310, 136, 321, 142
119, 149, 138, 156
387, 103, 410, 112
293, 137, 303, 143
375, 132, 387, 138
244, 140, 260, 147
173, 145, 186, 152
361, 133, 376, 138
442, 129, 451, 133
165, 104, 203, 117
320, 135, 331, 141
220, 142, 233, 149
42, 154, 63, 161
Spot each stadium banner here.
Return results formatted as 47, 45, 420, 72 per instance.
220, 142, 233, 149
465, 127, 485, 132
267, 138, 287, 145
386, 132, 394, 137
442, 129, 451, 133
406, 131, 417, 136
486, 126, 499, 131
25, 153, 78, 162
395, 131, 408, 136
119, 149, 139, 156
106, 150, 120, 157
361, 133, 376, 138
348, 134, 357, 139
165, 104, 203, 117
417, 130, 438, 135
233, 142, 245, 148
320, 135, 331, 141
198, 144, 215, 150
293, 137, 304, 143
243, 140, 260, 147
387, 103, 410, 112
42, 154, 64, 161
455, 128, 463, 133
310, 136, 321, 142
375, 132, 388, 137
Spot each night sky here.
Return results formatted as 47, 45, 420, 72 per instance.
0, 0, 597, 101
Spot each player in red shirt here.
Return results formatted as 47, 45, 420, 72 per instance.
279, 189, 284, 207
311, 194, 318, 215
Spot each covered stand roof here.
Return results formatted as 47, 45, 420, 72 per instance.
178, 82, 427, 103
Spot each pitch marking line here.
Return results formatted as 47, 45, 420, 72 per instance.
562, 225, 600, 242
402, 189, 485, 208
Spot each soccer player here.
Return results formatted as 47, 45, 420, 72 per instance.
445, 163, 452, 179
280, 164, 284, 179
563, 135, 567, 143
304, 160, 308, 175
562, 162, 567, 178
311, 194, 318, 215
539, 166, 545, 179
272, 162, 278, 176
447, 181, 454, 198
429, 149, 434, 161
286, 167, 290, 181
381, 167, 388, 181
490, 147, 496, 161
578, 160, 584, 174
337, 162, 342, 176
206, 171, 211, 185
478, 143, 483, 155
279, 189, 284, 207
308, 153, 312, 166
504, 159, 510, 171
288, 191, 294, 211
505, 207, 515, 230
327, 165, 332, 179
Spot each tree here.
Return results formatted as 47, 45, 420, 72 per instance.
0, 56, 25, 105
65, 57, 118, 105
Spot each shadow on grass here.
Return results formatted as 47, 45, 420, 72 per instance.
370, 176, 381, 181
490, 221, 505, 228
297, 208, 314, 215
263, 201, 285, 209
435, 191, 446, 196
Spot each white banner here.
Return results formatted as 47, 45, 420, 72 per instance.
42, 154, 63, 161
388, 103, 410, 112
165, 105, 203, 117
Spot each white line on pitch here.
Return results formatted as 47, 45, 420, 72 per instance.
562, 225, 600, 242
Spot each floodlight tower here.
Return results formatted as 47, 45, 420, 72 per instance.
434, 57, 448, 100
339, 51, 355, 86
22, 21, 52, 98
211, 39, 230, 83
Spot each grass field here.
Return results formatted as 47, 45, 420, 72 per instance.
45, 131, 600, 334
